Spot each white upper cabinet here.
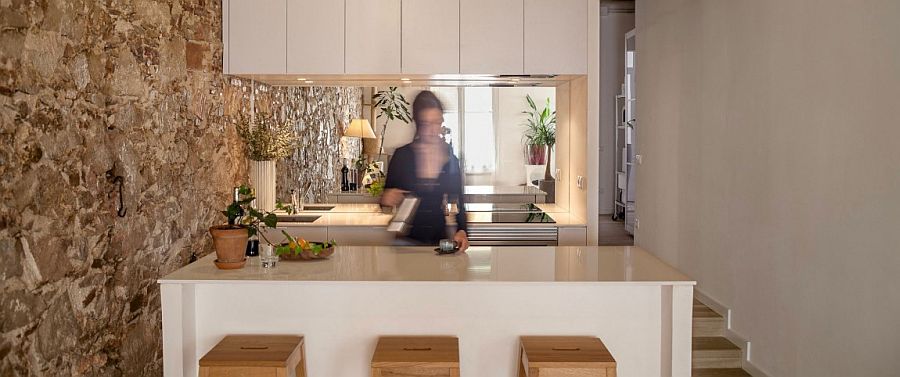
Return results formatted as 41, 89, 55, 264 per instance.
459, 0, 523, 74
346, 0, 401, 74
401, 0, 460, 74
524, 0, 588, 74
226, 0, 287, 74
287, 0, 344, 74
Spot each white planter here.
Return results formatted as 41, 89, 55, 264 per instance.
249, 160, 276, 212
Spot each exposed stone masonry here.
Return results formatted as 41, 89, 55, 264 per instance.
0, 1, 356, 375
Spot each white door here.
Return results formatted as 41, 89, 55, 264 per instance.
524, 0, 588, 74
459, 0, 523, 74
346, 0, 401, 74
401, 0, 460, 74
227, 0, 287, 74
287, 0, 345, 74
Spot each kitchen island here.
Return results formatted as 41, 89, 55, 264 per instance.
159, 246, 694, 377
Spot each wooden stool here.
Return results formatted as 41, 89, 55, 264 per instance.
371, 336, 460, 377
199, 335, 306, 377
519, 336, 617, 377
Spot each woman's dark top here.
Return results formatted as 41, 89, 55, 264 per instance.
383, 142, 468, 244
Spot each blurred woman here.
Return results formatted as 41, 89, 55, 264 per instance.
381, 90, 469, 251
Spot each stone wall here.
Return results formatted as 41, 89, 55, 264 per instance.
0, 1, 355, 376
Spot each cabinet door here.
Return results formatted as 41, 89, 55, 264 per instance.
459, 0, 523, 74
558, 226, 587, 246
524, 0, 587, 74
227, 0, 287, 74
287, 0, 344, 74
401, 0, 459, 74
346, 0, 401, 74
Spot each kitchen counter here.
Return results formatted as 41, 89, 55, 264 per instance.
464, 185, 547, 196
275, 203, 391, 226
159, 246, 694, 377
160, 246, 692, 284
278, 203, 585, 227
274, 203, 588, 245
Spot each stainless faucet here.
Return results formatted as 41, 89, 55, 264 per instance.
293, 181, 313, 211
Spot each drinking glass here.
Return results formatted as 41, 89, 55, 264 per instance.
259, 244, 278, 268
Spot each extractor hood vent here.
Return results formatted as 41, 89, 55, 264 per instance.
495, 74, 558, 79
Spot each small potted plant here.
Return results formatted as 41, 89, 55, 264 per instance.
209, 185, 279, 269
522, 94, 557, 177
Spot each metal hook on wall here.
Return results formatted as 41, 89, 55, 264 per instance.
105, 169, 127, 218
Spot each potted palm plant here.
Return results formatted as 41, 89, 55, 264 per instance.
372, 87, 412, 159
209, 185, 278, 269
522, 94, 557, 180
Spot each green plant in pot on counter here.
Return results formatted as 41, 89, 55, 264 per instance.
209, 185, 279, 269
522, 94, 557, 180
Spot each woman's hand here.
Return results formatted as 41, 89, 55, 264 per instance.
454, 230, 469, 252
380, 188, 409, 207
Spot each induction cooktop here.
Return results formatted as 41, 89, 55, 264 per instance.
464, 203, 555, 224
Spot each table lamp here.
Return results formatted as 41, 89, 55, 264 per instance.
344, 119, 376, 139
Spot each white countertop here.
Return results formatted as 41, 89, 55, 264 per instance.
158, 246, 694, 285
277, 203, 586, 227
464, 185, 547, 195
276, 204, 391, 226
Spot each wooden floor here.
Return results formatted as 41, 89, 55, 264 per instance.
597, 214, 634, 246
692, 299, 752, 376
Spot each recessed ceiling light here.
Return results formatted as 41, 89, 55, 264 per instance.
296, 78, 307, 81
305, 81, 314, 84
401, 78, 411, 81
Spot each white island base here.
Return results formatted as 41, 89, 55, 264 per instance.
159, 246, 694, 377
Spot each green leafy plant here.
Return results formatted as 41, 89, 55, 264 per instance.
373, 87, 412, 158
235, 113, 298, 161
522, 95, 557, 180
221, 185, 279, 244
366, 178, 385, 197
275, 201, 296, 215
522, 94, 557, 147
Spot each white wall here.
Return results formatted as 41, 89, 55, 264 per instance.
635, 0, 900, 375
598, 4, 635, 214
494, 87, 557, 186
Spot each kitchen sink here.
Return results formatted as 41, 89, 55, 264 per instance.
276, 215, 322, 223
301, 205, 335, 211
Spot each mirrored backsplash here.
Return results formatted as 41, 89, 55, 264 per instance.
224, 78, 362, 203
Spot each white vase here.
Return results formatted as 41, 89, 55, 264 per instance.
249, 160, 276, 212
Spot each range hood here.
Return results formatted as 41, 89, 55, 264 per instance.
230, 74, 580, 87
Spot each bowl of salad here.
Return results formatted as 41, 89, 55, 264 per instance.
276, 230, 337, 260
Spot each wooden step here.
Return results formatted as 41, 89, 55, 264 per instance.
692, 337, 742, 369
693, 316, 725, 337
692, 368, 752, 377
693, 302, 725, 337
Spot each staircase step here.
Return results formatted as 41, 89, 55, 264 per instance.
693, 316, 725, 337
692, 368, 752, 377
693, 337, 742, 369
694, 305, 722, 318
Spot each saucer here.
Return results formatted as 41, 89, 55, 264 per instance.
214, 258, 247, 269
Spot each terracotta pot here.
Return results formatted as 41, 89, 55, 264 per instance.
209, 225, 249, 265
525, 144, 547, 165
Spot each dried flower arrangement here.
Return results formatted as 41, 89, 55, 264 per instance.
235, 113, 298, 161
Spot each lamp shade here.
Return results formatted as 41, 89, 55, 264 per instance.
345, 119, 376, 138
